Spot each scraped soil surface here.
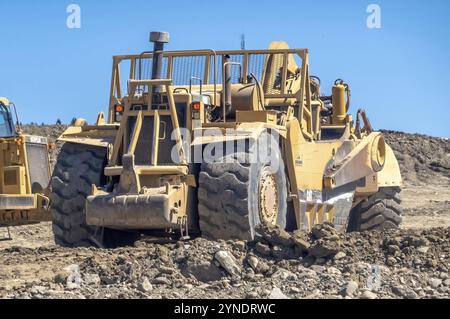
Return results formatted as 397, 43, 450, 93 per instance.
0, 127, 448, 299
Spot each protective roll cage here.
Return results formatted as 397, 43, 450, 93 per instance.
108, 48, 319, 140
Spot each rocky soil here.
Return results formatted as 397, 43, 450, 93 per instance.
21, 124, 67, 144
0, 224, 448, 299
0, 127, 448, 299
382, 130, 450, 184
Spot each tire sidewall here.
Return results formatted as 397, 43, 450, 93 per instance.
248, 131, 287, 238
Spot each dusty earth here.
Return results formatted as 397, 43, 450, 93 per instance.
0, 127, 448, 299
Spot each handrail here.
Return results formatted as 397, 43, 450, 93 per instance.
116, 48, 307, 61
109, 48, 309, 126
134, 49, 218, 107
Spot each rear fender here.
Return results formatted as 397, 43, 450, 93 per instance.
377, 144, 402, 188
355, 143, 402, 198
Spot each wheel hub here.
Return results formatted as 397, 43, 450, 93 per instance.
258, 168, 279, 225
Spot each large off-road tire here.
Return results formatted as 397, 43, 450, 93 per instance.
50, 143, 107, 247
198, 133, 288, 240
348, 187, 403, 232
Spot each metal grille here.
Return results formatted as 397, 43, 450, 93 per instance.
209, 54, 244, 84
172, 56, 207, 85
118, 50, 300, 96
25, 140, 50, 193
248, 54, 267, 83
136, 57, 169, 81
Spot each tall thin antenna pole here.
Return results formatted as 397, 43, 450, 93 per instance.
241, 33, 246, 50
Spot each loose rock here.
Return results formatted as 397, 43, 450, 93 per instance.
152, 277, 171, 285
309, 240, 339, 259
138, 277, 153, 293
84, 274, 101, 286
344, 281, 359, 297
360, 291, 377, 299
268, 287, 289, 299
255, 242, 272, 257
429, 278, 442, 288
215, 251, 241, 276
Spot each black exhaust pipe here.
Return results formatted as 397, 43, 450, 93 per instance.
150, 31, 169, 92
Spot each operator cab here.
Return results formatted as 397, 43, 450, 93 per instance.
0, 99, 17, 138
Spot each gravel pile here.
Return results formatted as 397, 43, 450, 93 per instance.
1, 224, 448, 299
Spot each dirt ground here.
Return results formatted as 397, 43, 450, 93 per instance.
383, 130, 450, 230
0, 128, 448, 299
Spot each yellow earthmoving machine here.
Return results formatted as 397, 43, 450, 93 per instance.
0, 97, 51, 230
50, 32, 403, 247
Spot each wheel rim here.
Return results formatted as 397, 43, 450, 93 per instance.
258, 167, 279, 225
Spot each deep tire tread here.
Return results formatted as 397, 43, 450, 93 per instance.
348, 187, 403, 232
50, 143, 107, 247
198, 154, 252, 241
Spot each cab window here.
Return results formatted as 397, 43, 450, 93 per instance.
0, 104, 16, 138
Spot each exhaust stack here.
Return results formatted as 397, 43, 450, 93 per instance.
150, 31, 169, 92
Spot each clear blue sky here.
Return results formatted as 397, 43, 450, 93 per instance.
0, 0, 449, 137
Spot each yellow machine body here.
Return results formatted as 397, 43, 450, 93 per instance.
0, 99, 51, 227
54, 35, 403, 240
332, 83, 347, 125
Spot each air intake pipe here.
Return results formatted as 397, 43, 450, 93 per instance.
222, 55, 233, 121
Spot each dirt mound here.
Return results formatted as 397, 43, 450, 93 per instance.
382, 131, 450, 185
0, 224, 448, 299
21, 124, 67, 143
